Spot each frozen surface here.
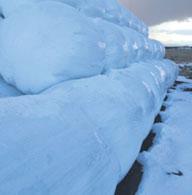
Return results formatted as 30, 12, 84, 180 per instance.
138, 74, 192, 195
0, 60, 177, 194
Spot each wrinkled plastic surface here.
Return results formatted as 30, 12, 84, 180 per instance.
0, 2, 105, 93
0, 0, 148, 35
0, 60, 177, 194
0, 1, 178, 194
0, 1, 164, 93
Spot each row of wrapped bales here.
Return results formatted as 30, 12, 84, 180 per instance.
0, 1, 164, 93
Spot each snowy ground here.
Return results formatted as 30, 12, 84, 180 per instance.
137, 64, 192, 195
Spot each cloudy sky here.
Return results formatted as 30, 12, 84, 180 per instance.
119, 0, 192, 46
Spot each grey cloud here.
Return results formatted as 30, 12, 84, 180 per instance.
118, 0, 192, 26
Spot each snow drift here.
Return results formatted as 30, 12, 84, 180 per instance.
0, 0, 178, 194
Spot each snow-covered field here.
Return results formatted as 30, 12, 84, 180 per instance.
138, 66, 192, 195
0, 0, 179, 194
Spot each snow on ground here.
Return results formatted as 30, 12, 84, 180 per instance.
137, 69, 192, 195
176, 75, 192, 83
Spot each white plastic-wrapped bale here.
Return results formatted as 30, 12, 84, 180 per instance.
120, 27, 142, 65
118, 6, 148, 36
82, 0, 122, 24
0, 0, 149, 36
0, 1, 106, 94
0, 76, 22, 97
0, 0, 179, 194
77, 0, 148, 36
0, 0, 165, 94
149, 39, 165, 59
0, 60, 178, 194
142, 38, 153, 60
93, 18, 127, 71
0, 0, 33, 17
